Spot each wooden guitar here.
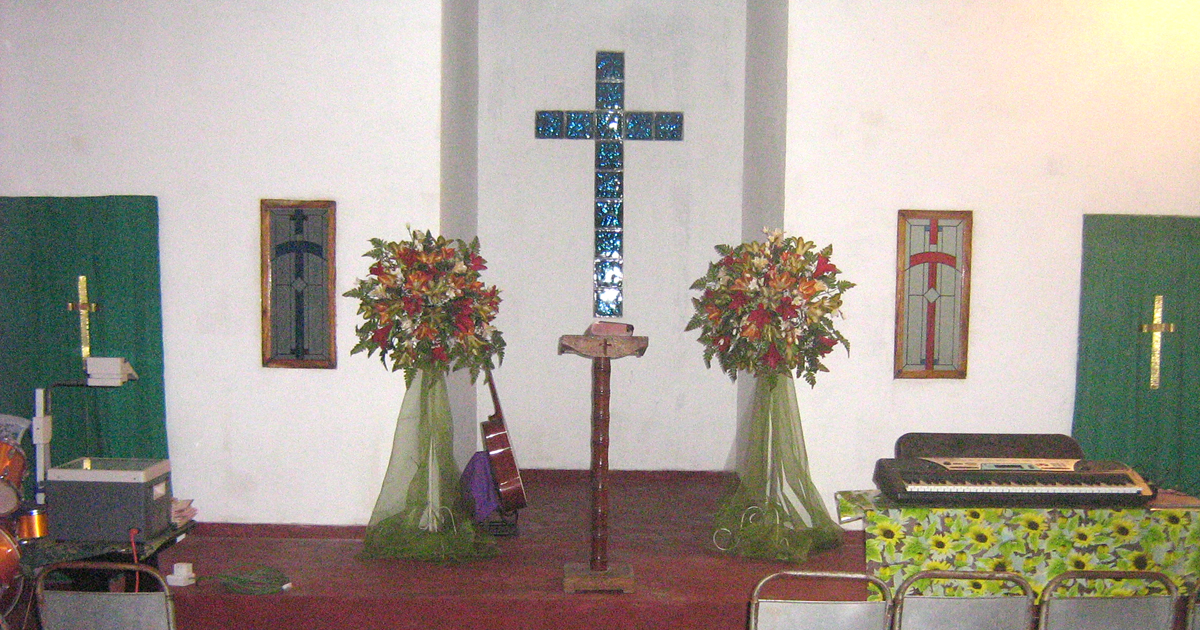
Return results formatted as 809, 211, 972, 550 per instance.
481, 368, 527, 512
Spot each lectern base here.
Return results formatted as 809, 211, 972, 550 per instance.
563, 562, 635, 593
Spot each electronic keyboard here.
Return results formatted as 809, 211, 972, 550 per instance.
873, 433, 1156, 508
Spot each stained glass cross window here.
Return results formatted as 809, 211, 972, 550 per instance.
536, 51, 684, 318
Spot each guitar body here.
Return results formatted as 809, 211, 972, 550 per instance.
481, 369, 527, 512
481, 415, 527, 512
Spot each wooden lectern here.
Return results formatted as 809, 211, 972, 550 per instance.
558, 325, 648, 593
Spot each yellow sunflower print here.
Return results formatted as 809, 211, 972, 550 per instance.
1013, 511, 1047, 536
921, 559, 953, 572
868, 518, 905, 546
1107, 517, 1138, 541
1071, 524, 1100, 547
1067, 552, 1094, 571
966, 524, 997, 549
927, 533, 954, 557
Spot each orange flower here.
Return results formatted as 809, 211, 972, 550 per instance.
730, 275, 756, 292
406, 270, 432, 292
796, 279, 821, 299
767, 271, 795, 292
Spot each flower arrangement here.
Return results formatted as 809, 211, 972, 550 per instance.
344, 229, 505, 383
686, 229, 854, 385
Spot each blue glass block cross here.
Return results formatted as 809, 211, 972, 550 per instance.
536, 51, 684, 318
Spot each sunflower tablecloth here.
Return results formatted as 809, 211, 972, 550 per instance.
836, 489, 1200, 597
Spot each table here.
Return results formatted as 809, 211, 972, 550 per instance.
836, 489, 1200, 596
18, 520, 196, 576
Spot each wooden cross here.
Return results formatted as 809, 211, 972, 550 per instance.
66, 275, 98, 360
535, 51, 684, 318
1139, 294, 1176, 390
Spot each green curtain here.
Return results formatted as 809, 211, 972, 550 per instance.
0, 196, 168, 466
1073, 215, 1200, 495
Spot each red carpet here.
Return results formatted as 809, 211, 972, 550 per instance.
157, 470, 865, 629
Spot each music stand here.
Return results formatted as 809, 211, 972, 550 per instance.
558, 329, 647, 593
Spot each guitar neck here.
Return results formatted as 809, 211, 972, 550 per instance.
485, 367, 503, 419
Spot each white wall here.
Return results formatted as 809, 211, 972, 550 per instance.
477, 0, 747, 471
2, 1, 1198, 524
1, 0, 444, 524
786, 1, 1200, 505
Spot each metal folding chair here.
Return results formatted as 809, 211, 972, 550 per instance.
35, 561, 175, 630
1188, 583, 1200, 630
749, 570, 892, 630
1038, 570, 1177, 630
893, 570, 1036, 630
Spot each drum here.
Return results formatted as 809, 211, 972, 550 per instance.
15, 506, 46, 540
0, 442, 27, 516
0, 529, 18, 592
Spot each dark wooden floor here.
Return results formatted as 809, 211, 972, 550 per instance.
150, 470, 865, 629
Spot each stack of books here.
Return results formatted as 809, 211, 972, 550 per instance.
85, 357, 138, 387
172, 498, 198, 527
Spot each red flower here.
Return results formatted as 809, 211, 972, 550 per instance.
814, 255, 839, 278
763, 344, 783, 369
455, 305, 475, 336
397, 248, 419, 267
747, 306, 772, 328
729, 292, 748, 311
430, 345, 449, 363
467, 253, 487, 271
816, 336, 838, 355
402, 296, 423, 316
371, 323, 394, 348
776, 298, 799, 319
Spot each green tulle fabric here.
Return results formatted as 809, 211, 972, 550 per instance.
713, 373, 843, 563
360, 370, 497, 562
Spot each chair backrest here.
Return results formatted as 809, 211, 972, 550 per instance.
749, 570, 892, 630
36, 561, 175, 630
893, 570, 1035, 630
1038, 570, 1177, 630
1189, 585, 1200, 630
1185, 585, 1195, 628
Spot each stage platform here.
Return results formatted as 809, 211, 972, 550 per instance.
155, 469, 865, 630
